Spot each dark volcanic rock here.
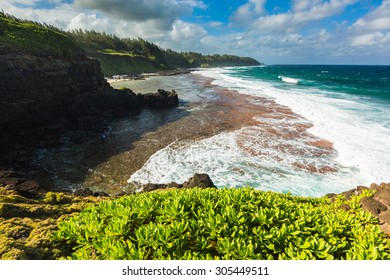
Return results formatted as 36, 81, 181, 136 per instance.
137, 174, 216, 193
341, 189, 357, 200
360, 196, 387, 216
10, 180, 46, 198
0, 170, 17, 178
73, 188, 93, 197
182, 173, 217, 189
327, 182, 390, 234
142, 89, 179, 108
93, 191, 110, 197
142, 183, 168, 192
374, 188, 390, 208
0, 177, 25, 188
0, 46, 142, 155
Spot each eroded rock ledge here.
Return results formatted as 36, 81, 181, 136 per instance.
327, 182, 390, 234
0, 46, 179, 157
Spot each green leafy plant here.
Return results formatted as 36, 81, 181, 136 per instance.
52, 187, 390, 260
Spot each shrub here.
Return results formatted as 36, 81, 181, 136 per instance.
52, 188, 390, 260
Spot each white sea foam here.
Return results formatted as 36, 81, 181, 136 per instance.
195, 68, 390, 187
128, 67, 390, 196
128, 128, 362, 197
278, 75, 300, 84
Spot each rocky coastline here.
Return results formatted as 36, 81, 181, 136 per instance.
0, 44, 179, 176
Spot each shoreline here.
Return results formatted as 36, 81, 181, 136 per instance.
8, 69, 367, 198
106, 69, 194, 84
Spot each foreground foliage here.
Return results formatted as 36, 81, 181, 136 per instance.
53, 188, 390, 260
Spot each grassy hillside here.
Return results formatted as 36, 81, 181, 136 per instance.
67, 30, 261, 76
1, 12, 261, 75
0, 12, 80, 57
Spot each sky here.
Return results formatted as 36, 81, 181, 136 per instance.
1, 0, 390, 64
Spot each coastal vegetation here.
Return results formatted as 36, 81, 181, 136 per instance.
2, 185, 390, 260
0, 12, 80, 57
67, 30, 261, 75
1, 11, 389, 261
0, 12, 260, 76
51, 187, 390, 260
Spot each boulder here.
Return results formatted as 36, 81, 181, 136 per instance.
73, 188, 93, 197
360, 196, 387, 216
93, 191, 110, 197
10, 180, 46, 198
0, 170, 16, 178
138, 174, 215, 193
182, 173, 216, 189
142, 183, 167, 192
142, 89, 179, 108
0, 177, 25, 188
373, 188, 390, 208
341, 189, 357, 200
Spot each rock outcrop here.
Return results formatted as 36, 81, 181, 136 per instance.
368, 183, 390, 234
133, 173, 217, 193
0, 169, 46, 198
327, 182, 390, 234
142, 89, 179, 108
0, 45, 179, 156
0, 45, 136, 152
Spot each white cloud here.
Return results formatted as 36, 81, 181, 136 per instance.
248, 0, 358, 33
352, 32, 390, 47
292, 0, 323, 12
74, 0, 205, 30
350, 1, 390, 50
150, 20, 208, 51
353, 0, 390, 31
170, 20, 207, 41
231, 0, 266, 26
1, 0, 390, 64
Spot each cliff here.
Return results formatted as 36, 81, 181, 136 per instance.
0, 13, 177, 155
0, 44, 142, 153
67, 30, 262, 76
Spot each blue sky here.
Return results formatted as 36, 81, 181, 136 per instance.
1, 0, 390, 64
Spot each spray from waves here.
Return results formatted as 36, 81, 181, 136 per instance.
278, 75, 300, 84
193, 67, 390, 187
128, 126, 362, 197
128, 67, 389, 197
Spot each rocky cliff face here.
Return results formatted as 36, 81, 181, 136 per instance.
0, 45, 141, 153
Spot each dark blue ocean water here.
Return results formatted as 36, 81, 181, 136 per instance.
228, 65, 390, 103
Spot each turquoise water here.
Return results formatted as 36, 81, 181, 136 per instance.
228, 65, 390, 103
129, 65, 390, 197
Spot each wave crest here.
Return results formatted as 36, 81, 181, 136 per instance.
278, 75, 299, 84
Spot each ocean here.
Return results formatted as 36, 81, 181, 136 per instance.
128, 65, 390, 197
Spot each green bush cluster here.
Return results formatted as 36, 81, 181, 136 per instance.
52, 188, 390, 260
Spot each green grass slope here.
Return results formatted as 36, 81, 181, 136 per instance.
0, 12, 80, 57
52, 187, 390, 260
1, 13, 261, 75
67, 30, 261, 76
